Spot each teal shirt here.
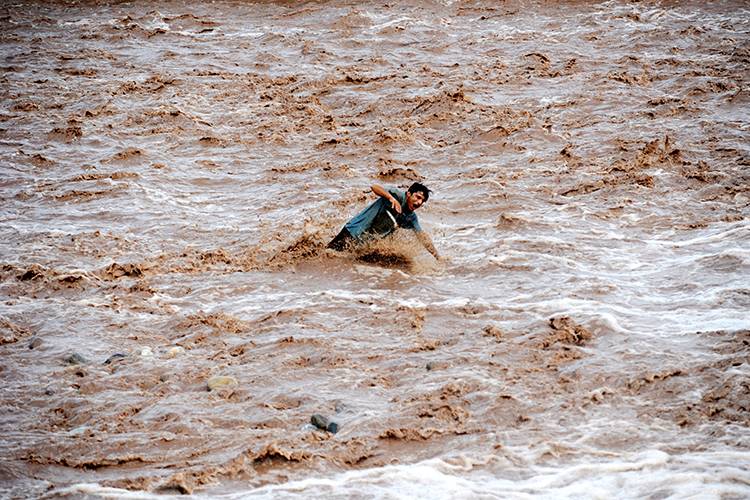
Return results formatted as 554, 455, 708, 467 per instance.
344, 188, 422, 241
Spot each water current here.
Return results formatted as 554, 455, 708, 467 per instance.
1, 0, 749, 498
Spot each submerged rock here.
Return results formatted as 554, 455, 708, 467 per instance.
207, 375, 238, 391
166, 346, 184, 358
311, 414, 339, 434
426, 361, 448, 371
28, 337, 43, 349
334, 401, 348, 414
103, 353, 127, 365
63, 353, 87, 365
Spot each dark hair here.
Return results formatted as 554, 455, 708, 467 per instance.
407, 182, 431, 202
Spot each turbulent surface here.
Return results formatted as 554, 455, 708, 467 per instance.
1, 0, 749, 498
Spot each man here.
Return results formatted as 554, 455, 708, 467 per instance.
327, 182, 442, 261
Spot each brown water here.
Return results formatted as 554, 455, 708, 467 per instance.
1, 1, 749, 498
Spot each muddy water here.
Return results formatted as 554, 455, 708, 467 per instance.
1, 0, 749, 497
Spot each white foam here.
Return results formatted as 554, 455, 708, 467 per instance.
366, 16, 415, 32
53, 448, 750, 500
662, 224, 749, 248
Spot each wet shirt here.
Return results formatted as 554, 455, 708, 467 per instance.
344, 188, 422, 240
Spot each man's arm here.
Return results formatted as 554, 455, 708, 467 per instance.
416, 230, 441, 261
371, 184, 402, 214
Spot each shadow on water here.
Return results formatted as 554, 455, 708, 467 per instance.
355, 250, 414, 270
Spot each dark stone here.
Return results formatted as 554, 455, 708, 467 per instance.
426, 362, 435, 371
44, 387, 55, 396
311, 414, 328, 429
28, 337, 43, 349
103, 353, 127, 365
63, 353, 87, 365
311, 414, 339, 434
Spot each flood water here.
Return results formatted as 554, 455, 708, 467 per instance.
1, 0, 749, 498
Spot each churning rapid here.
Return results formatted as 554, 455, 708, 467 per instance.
1, 0, 748, 498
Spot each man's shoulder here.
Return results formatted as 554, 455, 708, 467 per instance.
388, 187, 405, 198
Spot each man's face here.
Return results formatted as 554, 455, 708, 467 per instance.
406, 190, 425, 211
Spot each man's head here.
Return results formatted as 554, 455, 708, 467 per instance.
406, 182, 431, 211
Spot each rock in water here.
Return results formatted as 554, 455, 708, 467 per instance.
311, 414, 339, 434
104, 353, 127, 365
310, 414, 328, 429
207, 376, 238, 391
63, 353, 87, 365
28, 337, 43, 349
166, 346, 184, 358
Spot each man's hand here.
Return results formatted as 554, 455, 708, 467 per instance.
416, 231, 442, 261
372, 184, 403, 214
389, 196, 402, 214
